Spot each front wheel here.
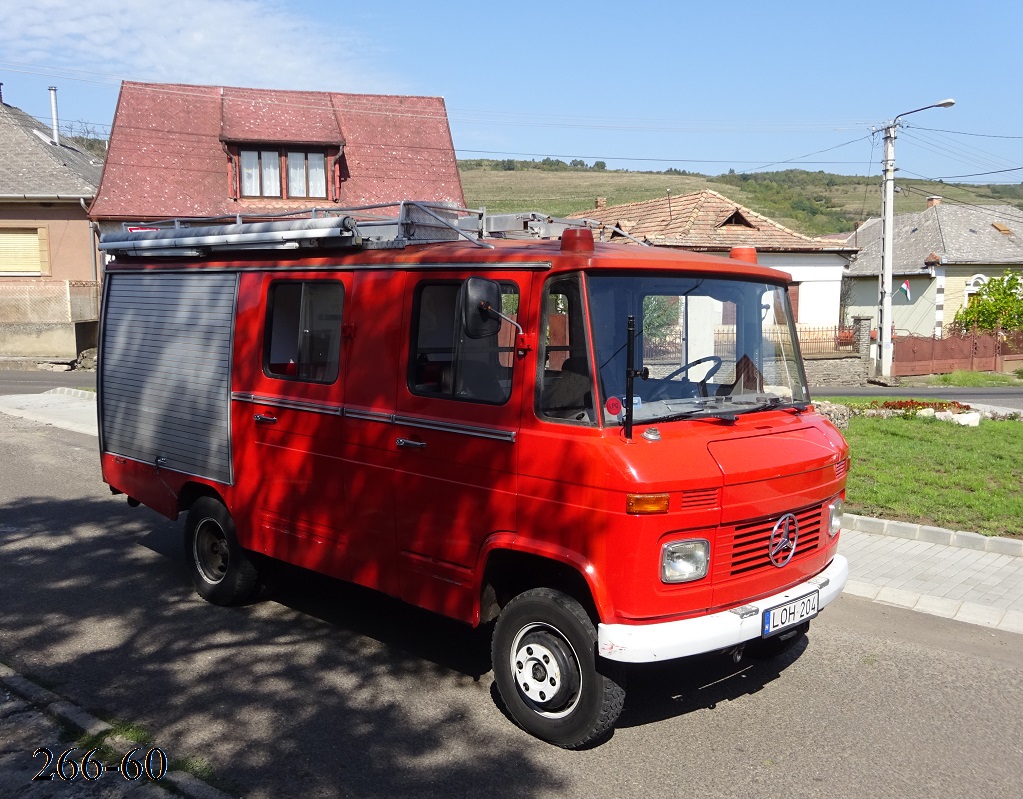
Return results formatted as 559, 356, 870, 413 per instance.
491, 588, 625, 748
183, 496, 259, 606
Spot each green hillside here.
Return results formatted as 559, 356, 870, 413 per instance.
460, 160, 1023, 237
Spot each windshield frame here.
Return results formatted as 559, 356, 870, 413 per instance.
580, 270, 810, 426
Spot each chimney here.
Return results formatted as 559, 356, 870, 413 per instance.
927, 196, 942, 208
48, 86, 60, 146
0, 82, 4, 104
595, 197, 607, 210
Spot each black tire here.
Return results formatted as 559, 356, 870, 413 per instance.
183, 496, 259, 606
491, 587, 625, 748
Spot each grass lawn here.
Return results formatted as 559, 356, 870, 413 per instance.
836, 412, 1023, 538
923, 370, 1023, 387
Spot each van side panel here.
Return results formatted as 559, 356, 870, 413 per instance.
340, 270, 403, 596
100, 272, 237, 487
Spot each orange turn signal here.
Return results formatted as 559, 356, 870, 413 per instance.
626, 493, 670, 514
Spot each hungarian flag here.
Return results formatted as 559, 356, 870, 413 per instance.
898, 279, 911, 301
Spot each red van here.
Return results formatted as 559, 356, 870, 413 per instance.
98, 202, 848, 748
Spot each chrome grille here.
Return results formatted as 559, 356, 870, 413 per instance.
723, 504, 823, 577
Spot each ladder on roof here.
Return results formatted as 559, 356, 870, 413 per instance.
98, 201, 601, 257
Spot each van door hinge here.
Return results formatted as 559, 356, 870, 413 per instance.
516, 333, 534, 356
342, 323, 357, 339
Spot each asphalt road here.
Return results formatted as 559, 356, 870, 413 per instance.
812, 384, 1023, 412
1, 404, 1023, 799
0, 369, 96, 394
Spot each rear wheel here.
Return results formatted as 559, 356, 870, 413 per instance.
492, 588, 625, 748
184, 496, 259, 606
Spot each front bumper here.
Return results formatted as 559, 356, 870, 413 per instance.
597, 555, 848, 663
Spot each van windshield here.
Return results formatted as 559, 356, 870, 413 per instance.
586, 273, 809, 425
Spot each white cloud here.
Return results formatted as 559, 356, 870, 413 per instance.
0, 0, 399, 94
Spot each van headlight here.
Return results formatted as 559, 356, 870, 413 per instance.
661, 539, 710, 583
827, 497, 844, 537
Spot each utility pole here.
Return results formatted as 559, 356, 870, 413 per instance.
877, 99, 955, 379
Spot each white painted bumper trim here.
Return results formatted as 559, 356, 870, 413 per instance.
597, 555, 849, 663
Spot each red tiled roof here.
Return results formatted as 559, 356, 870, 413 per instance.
91, 81, 464, 220
570, 190, 854, 252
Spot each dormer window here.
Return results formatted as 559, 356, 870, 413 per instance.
239, 148, 328, 199
718, 209, 756, 229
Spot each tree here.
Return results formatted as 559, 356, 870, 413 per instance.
593, 161, 607, 171
569, 159, 587, 168
952, 271, 1023, 332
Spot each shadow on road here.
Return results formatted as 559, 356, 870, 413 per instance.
1, 492, 806, 795
0, 495, 559, 797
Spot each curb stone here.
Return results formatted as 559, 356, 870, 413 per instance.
0, 661, 236, 799
844, 513, 1023, 557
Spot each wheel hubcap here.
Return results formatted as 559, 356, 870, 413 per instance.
193, 519, 229, 585
510, 624, 582, 718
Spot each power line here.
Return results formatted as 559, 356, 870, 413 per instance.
932, 166, 1023, 180
745, 135, 872, 172
897, 182, 1023, 225
910, 125, 1023, 140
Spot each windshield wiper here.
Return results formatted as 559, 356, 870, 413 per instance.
635, 396, 809, 424
729, 397, 810, 415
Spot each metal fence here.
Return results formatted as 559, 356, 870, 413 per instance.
643, 326, 855, 362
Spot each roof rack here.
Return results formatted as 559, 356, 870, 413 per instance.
99, 201, 601, 257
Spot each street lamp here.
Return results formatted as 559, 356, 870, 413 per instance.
878, 98, 955, 379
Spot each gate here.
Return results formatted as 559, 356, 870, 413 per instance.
893, 327, 1014, 376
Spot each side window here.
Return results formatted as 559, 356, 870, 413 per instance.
409, 281, 518, 404
538, 276, 595, 423
265, 281, 343, 383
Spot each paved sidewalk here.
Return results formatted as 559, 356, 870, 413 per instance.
0, 388, 97, 437
1, 389, 1021, 636
840, 530, 1023, 634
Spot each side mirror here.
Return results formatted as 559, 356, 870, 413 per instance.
461, 277, 503, 339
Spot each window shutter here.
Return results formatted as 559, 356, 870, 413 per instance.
0, 229, 43, 273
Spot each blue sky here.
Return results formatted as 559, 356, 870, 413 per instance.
1, 0, 1020, 183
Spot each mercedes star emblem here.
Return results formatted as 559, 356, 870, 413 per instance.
768, 513, 799, 567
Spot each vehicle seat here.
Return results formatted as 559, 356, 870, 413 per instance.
541, 356, 593, 416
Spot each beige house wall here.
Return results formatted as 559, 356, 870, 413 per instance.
0, 202, 100, 358
0, 203, 99, 282
843, 275, 939, 337
942, 264, 1023, 328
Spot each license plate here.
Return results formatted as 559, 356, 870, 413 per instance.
762, 590, 819, 638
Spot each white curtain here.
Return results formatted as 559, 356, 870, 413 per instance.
261, 150, 280, 197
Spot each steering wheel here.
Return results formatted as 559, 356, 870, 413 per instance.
647, 355, 723, 400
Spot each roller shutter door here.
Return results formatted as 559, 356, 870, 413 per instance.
100, 272, 237, 483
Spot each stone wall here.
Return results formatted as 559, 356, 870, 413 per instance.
803, 354, 870, 387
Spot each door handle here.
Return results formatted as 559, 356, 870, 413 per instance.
396, 438, 426, 449
254, 414, 277, 424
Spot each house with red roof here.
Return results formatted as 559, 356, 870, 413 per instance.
90, 81, 465, 232
571, 190, 857, 328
